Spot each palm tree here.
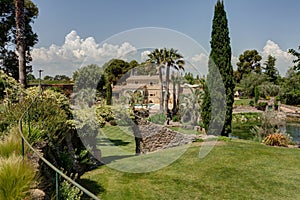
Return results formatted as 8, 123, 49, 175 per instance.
147, 48, 184, 112
179, 86, 204, 126
171, 72, 183, 115
147, 49, 165, 111
15, 0, 26, 87
288, 46, 300, 71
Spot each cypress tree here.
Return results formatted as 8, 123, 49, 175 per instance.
106, 82, 112, 105
201, 0, 234, 137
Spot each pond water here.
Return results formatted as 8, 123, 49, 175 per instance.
286, 122, 300, 143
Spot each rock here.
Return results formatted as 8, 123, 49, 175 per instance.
31, 189, 46, 200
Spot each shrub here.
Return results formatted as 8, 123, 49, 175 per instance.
263, 133, 289, 147
172, 114, 180, 122
249, 100, 254, 107
218, 136, 231, 142
59, 179, 82, 200
95, 102, 114, 126
256, 102, 268, 111
0, 127, 23, 158
0, 155, 36, 200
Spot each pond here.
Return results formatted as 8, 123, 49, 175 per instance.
286, 122, 300, 143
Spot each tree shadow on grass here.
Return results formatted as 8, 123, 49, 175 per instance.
97, 137, 131, 146
77, 178, 104, 199
100, 154, 136, 165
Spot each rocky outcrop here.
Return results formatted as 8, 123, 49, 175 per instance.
133, 116, 197, 154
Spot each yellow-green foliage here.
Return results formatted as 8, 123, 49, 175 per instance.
0, 155, 36, 200
0, 127, 22, 158
263, 133, 289, 147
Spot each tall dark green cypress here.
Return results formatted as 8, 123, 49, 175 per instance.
201, 0, 234, 137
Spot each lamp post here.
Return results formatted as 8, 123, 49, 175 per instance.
38, 69, 43, 87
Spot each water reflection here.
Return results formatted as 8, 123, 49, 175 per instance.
286, 123, 300, 143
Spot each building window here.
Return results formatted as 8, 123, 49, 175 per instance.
150, 82, 153, 86
150, 94, 155, 96
135, 81, 139, 84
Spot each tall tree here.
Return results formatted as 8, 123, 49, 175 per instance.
15, 0, 25, 86
0, 0, 38, 81
147, 48, 184, 112
163, 48, 184, 112
202, 0, 234, 137
288, 46, 300, 71
234, 50, 262, 83
263, 55, 278, 83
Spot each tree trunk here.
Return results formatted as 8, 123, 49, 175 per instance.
172, 78, 176, 114
176, 78, 180, 111
164, 65, 170, 112
158, 65, 164, 111
15, 0, 26, 88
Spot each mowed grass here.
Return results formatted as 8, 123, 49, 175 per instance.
81, 139, 300, 200
234, 98, 253, 106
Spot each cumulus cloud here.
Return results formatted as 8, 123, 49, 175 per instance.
261, 40, 294, 76
140, 50, 151, 62
31, 30, 137, 76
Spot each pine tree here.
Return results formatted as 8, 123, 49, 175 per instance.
263, 55, 278, 83
201, 0, 234, 136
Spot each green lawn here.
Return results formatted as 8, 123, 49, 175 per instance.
234, 98, 253, 106
169, 126, 202, 135
81, 140, 300, 200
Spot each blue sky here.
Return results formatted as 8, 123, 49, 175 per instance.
30, 0, 300, 77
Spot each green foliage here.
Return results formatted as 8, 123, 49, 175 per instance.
172, 114, 180, 122
254, 86, 259, 104
235, 50, 262, 83
218, 136, 231, 142
0, 155, 36, 200
263, 133, 289, 147
256, 102, 268, 111
288, 46, 300, 71
59, 180, 83, 200
263, 55, 279, 83
148, 113, 166, 125
250, 111, 284, 142
201, 84, 211, 132
258, 82, 282, 98
239, 73, 268, 97
203, 0, 234, 136
249, 100, 254, 107
0, 0, 38, 80
0, 70, 23, 104
106, 83, 112, 105
0, 127, 22, 158
280, 68, 300, 105
184, 72, 195, 85
95, 102, 114, 127
104, 59, 133, 85
73, 64, 105, 91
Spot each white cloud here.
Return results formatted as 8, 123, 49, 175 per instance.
189, 53, 208, 75
31, 30, 137, 77
261, 40, 294, 76
140, 50, 151, 62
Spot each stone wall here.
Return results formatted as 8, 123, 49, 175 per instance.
134, 117, 197, 154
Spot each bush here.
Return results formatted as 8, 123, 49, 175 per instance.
59, 180, 82, 200
249, 100, 254, 107
95, 102, 114, 126
172, 114, 180, 122
263, 133, 289, 147
256, 102, 267, 111
0, 155, 36, 200
0, 127, 22, 158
